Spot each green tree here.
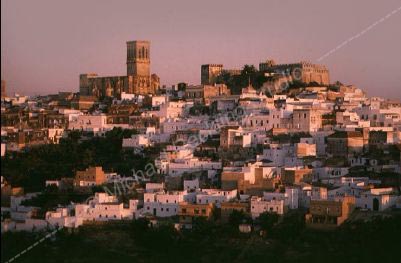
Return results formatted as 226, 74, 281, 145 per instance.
271, 211, 305, 240
228, 210, 252, 227
241, 64, 257, 75
257, 212, 279, 231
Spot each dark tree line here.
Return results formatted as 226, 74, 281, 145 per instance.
3, 214, 400, 263
1, 128, 150, 192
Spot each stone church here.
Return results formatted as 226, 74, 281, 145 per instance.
79, 40, 160, 98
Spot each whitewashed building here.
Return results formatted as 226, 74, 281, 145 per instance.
196, 189, 237, 208
75, 193, 138, 226
250, 196, 285, 218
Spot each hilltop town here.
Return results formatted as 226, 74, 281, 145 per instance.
1, 40, 401, 262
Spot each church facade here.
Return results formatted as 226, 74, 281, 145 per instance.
79, 40, 160, 98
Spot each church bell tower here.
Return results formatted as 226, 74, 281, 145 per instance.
126, 40, 150, 76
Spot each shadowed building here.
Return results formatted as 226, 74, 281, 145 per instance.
305, 196, 355, 227
220, 202, 250, 223
282, 167, 313, 185
327, 131, 364, 157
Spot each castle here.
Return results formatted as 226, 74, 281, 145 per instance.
79, 40, 160, 98
201, 64, 241, 85
259, 59, 330, 85
201, 64, 223, 85
201, 60, 330, 87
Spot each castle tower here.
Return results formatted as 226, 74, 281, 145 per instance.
201, 64, 223, 85
127, 40, 150, 76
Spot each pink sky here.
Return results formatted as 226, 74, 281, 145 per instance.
1, 0, 401, 99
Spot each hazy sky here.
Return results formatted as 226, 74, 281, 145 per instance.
1, 0, 401, 98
